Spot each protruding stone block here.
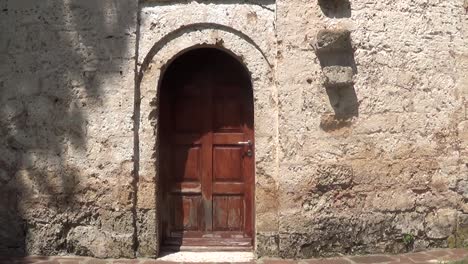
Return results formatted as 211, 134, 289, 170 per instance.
426, 209, 457, 239
316, 164, 353, 190
318, 0, 352, 18
322, 65, 354, 88
316, 29, 352, 52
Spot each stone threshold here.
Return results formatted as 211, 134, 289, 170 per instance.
1, 248, 467, 264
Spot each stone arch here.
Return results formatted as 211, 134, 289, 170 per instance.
136, 25, 278, 256
138, 23, 273, 77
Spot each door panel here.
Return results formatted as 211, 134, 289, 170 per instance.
173, 145, 201, 182
213, 147, 243, 181
172, 195, 202, 231
174, 99, 202, 133
160, 48, 254, 249
214, 98, 243, 131
213, 195, 244, 231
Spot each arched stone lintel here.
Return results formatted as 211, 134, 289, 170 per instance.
137, 23, 273, 83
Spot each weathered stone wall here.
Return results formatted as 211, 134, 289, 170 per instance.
0, 0, 138, 258
274, 0, 468, 258
1, 0, 467, 259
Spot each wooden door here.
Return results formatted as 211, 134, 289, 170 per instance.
160, 48, 254, 250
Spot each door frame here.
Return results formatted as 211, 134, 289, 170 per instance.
137, 27, 278, 257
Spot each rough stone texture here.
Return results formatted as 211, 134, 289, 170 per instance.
1, 0, 468, 260
322, 66, 354, 88
316, 164, 353, 190
450, 213, 468, 248
274, 0, 468, 259
426, 209, 457, 239
66, 226, 134, 258
256, 233, 280, 257
0, 0, 137, 258
315, 29, 352, 52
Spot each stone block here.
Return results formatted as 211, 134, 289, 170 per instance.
393, 213, 425, 235
426, 209, 457, 239
456, 179, 468, 199
368, 190, 416, 212
315, 29, 352, 53
137, 209, 158, 258
0, 208, 25, 256
318, 0, 352, 18
99, 210, 134, 234
25, 222, 66, 256
66, 226, 133, 258
256, 185, 279, 232
454, 214, 468, 247
322, 66, 354, 88
137, 181, 156, 210
256, 233, 280, 257
277, 213, 398, 258
316, 164, 353, 190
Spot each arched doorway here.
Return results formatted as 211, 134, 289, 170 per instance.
159, 48, 255, 250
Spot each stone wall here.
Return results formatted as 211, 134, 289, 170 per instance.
0, 0, 138, 258
0, 0, 467, 259
273, 0, 468, 258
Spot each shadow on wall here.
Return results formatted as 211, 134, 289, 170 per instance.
0, 0, 135, 257
317, 0, 351, 18
314, 28, 359, 131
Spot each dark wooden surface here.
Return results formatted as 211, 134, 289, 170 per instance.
160, 48, 254, 249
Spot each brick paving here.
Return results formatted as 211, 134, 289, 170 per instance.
0, 248, 466, 264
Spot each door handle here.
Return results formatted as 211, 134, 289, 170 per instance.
238, 140, 252, 146
239, 140, 253, 157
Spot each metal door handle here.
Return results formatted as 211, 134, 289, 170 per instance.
238, 140, 252, 146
